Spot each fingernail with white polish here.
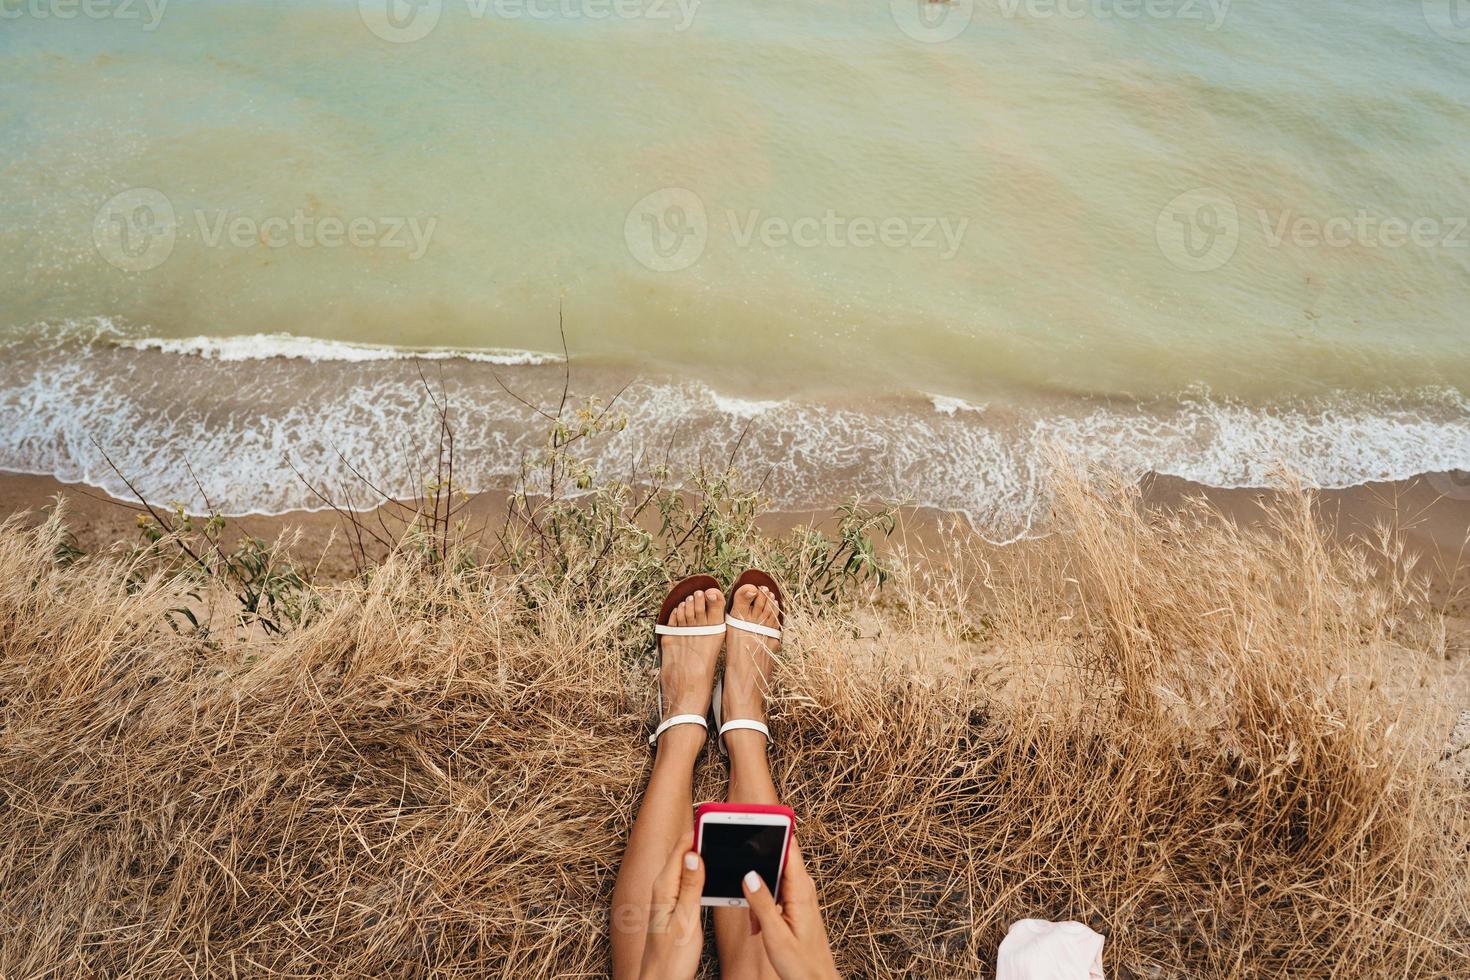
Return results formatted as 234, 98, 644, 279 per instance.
684, 852, 699, 871
744, 871, 762, 892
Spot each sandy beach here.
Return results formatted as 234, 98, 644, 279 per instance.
7, 468, 1468, 604
7, 465, 1470, 725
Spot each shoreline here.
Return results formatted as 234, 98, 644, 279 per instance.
5, 326, 1470, 538
5, 468, 1467, 608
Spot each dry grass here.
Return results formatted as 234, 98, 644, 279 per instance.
1, 479, 1466, 978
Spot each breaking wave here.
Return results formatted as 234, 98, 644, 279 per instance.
2, 321, 1468, 542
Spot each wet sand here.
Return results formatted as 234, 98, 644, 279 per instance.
3, 468, 1466, 605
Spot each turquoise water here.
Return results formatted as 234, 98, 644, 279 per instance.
2, 1, 1468, 532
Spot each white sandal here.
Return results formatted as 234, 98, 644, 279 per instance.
712, 570, 785, 753
712, 679, 771, 752
649, 575, 726, 747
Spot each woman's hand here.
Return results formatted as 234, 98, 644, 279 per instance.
637, 832, 705, 980
741, 840, 841, 980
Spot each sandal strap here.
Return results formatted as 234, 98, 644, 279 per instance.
725, 615, 782, 640
718, 719, 771, 744
649, 713, 709, 746
655, 623, 727, 636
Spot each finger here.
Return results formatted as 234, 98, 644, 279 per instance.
747, 902, 784, 937
786, 838, 807, 875
651, 832, 693, 911
742, 870, 792, 947
778, 838, 826, 937
783, 838, 818, 901
675, 846, 705, 922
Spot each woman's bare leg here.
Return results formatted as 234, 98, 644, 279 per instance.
713, 584, 783, 980
611, 588, 725, 980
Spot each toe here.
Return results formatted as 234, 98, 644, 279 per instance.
669, 598, 684, 628
758, 586, 780, 624
693, 588, 706, 623
704, 588, 724, 624
737, 583, 760, 616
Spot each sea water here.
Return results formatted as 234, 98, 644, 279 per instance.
2, 0, 1468, 536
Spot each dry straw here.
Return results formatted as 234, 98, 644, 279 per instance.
0, 474, 1466, 977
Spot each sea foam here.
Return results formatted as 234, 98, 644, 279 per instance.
711, 393, 787, 418
115, 333, 563, 366
2, 333, 1467, 542
929, 394, 987, 416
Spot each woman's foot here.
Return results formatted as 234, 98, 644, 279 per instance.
657, 587, 725, 753
722, 584, 782, 752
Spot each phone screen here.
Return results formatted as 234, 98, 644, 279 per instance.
698, 821, 787, 900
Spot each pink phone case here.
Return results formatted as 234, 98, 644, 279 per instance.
693, 802, 797, 903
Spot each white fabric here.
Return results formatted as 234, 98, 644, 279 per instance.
725, 615, 781, 640
655, 623, 727, 636
996, 919, 1105, 980
649, 713, 708, 745
718, 719, 771, 743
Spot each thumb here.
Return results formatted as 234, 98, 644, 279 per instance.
741, 871, 791, 945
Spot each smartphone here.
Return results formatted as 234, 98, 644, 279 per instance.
693, 803, 796, 908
